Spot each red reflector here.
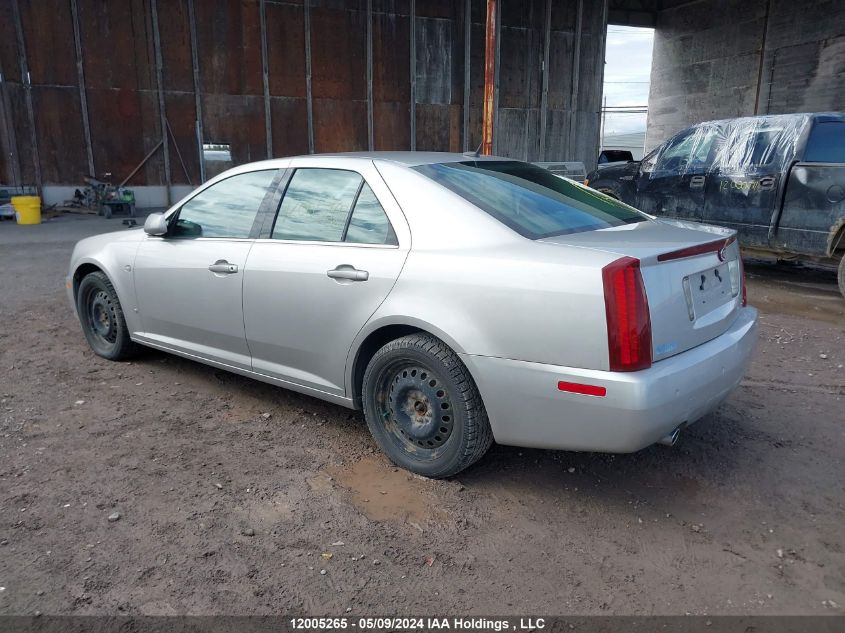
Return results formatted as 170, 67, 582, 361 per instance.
657, 236, 736, 262
740, 256, 747, 306
558, 381, 607, 397
602, 256, 652, 372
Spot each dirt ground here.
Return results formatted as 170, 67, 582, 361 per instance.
0, 214, 843, 616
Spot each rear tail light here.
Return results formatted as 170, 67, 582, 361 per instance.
728, 258, 740, 297
602, 257, 652, 372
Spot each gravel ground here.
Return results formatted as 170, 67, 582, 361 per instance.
0, 214, 843, 616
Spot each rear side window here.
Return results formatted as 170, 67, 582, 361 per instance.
273, 169, 362, 242
345, 184, 398, 245
804, 122, 845, 163
272, 168, 397, 245
414, 161, 645, 239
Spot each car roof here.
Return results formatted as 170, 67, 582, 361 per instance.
286, 151, 510, 167
695, 112, 845, 127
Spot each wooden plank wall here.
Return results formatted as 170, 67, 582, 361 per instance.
0, 0, 607, 188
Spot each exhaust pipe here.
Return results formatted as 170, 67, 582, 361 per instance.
658, 427, 681, 447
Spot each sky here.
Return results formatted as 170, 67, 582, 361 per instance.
602, 25, 654, 139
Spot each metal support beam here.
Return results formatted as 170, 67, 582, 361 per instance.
538, 0, 551, 161
304, 0, 314, 153
481, 0, 498, 155
187, 0, 205, 183
462, 0, 471, 152
11, 0, 42, 194
409, 0, 416, 151
492, 0, 500, 155
259, 0, 272, 158
151, 0, 171, 204
567, 0, 583, 159
69, 0, 94, 178
366, 0, 374, 151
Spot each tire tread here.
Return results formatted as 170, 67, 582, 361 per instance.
363, 333, 493, 478
77, 271, 139, 361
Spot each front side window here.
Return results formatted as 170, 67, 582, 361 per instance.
414, 161, 646, 239
654, 125, 718, 175
804, 121, 845, 163
273, 169, 397, 245
172, 169, 277, 238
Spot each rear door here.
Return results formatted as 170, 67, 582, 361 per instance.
635, 124, 718, 222
243, 159, 410, 397
774, 120, 845, 256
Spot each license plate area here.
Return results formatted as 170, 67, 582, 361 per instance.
687, 263, 732, 318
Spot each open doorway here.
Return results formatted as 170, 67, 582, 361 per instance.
601, 25, 654, 162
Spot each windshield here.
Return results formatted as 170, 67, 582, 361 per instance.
414, 161, 646, 239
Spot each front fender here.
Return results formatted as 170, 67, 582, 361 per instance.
68, 234, 144, 334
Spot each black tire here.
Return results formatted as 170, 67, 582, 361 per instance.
76, 271, 138, 361
361, 333, 493, 478
838, 254, 845, 301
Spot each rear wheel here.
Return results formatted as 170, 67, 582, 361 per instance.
362, 333, 493, 478
838, 254, 845, 300
76, 271, 138, 360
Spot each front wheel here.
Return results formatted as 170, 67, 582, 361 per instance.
76, 271, 138, 360
838, 254, 845, 300
362, 333, 493, 478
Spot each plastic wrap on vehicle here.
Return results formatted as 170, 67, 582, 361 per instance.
650, 113, 811, 179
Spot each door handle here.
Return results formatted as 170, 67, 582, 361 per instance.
759, 176, 775, 191
327, 266, 369, 282
208, 260, 238, 274
690, 175, 705, 189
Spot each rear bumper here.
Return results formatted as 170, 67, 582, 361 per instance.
460, 306, 758, 452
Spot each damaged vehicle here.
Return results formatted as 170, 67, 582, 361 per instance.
585, 113, 845, 298
68, 153, 757, 478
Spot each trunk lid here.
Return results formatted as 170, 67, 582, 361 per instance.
540, 219, 743, 362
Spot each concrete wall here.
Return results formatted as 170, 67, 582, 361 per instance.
646, 0, 845, 149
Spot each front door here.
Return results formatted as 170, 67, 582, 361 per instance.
636, 124, 718, 222
133, 168, 279, 369
243, 161, 410, 397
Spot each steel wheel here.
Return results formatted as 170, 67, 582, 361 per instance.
85, 289, 119, 348
75, 271, 138, 361
376, 360, 455, 461
362, 333, 493, 478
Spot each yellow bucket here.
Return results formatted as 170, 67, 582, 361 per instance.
12, 195, 41, 225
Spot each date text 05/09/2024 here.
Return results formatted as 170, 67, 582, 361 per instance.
289, 617, 547, 631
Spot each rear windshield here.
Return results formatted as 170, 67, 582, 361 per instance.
413, 160, 646, 239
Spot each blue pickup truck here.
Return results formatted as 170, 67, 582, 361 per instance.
586, 113, 845, 298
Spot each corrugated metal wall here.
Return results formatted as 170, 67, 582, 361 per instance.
0, 0, 607, 190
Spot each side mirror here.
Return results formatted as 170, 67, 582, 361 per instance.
144, 212, 169, 236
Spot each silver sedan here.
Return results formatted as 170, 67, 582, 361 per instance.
67, 152, 758, 477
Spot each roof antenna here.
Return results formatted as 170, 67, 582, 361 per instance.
463, 142, 484, 159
